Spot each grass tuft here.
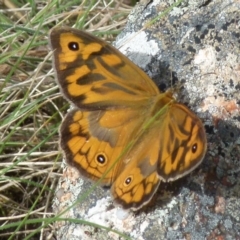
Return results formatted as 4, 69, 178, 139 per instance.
0, 1, 132, 239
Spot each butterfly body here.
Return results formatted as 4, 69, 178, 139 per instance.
50, 27, 207, 210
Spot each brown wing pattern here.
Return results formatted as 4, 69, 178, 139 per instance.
60, 107, 145, 185
50, 27, 159, 110
157, 103, 207, 181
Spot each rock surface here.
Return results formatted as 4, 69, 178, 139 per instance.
53, 0, 240, 239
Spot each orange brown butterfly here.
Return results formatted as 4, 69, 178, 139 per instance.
49, 27, 207, 210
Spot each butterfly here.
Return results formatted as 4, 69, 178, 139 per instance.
49, 27, 207, 210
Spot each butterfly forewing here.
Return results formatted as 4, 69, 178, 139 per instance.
50, 27, 159, 110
